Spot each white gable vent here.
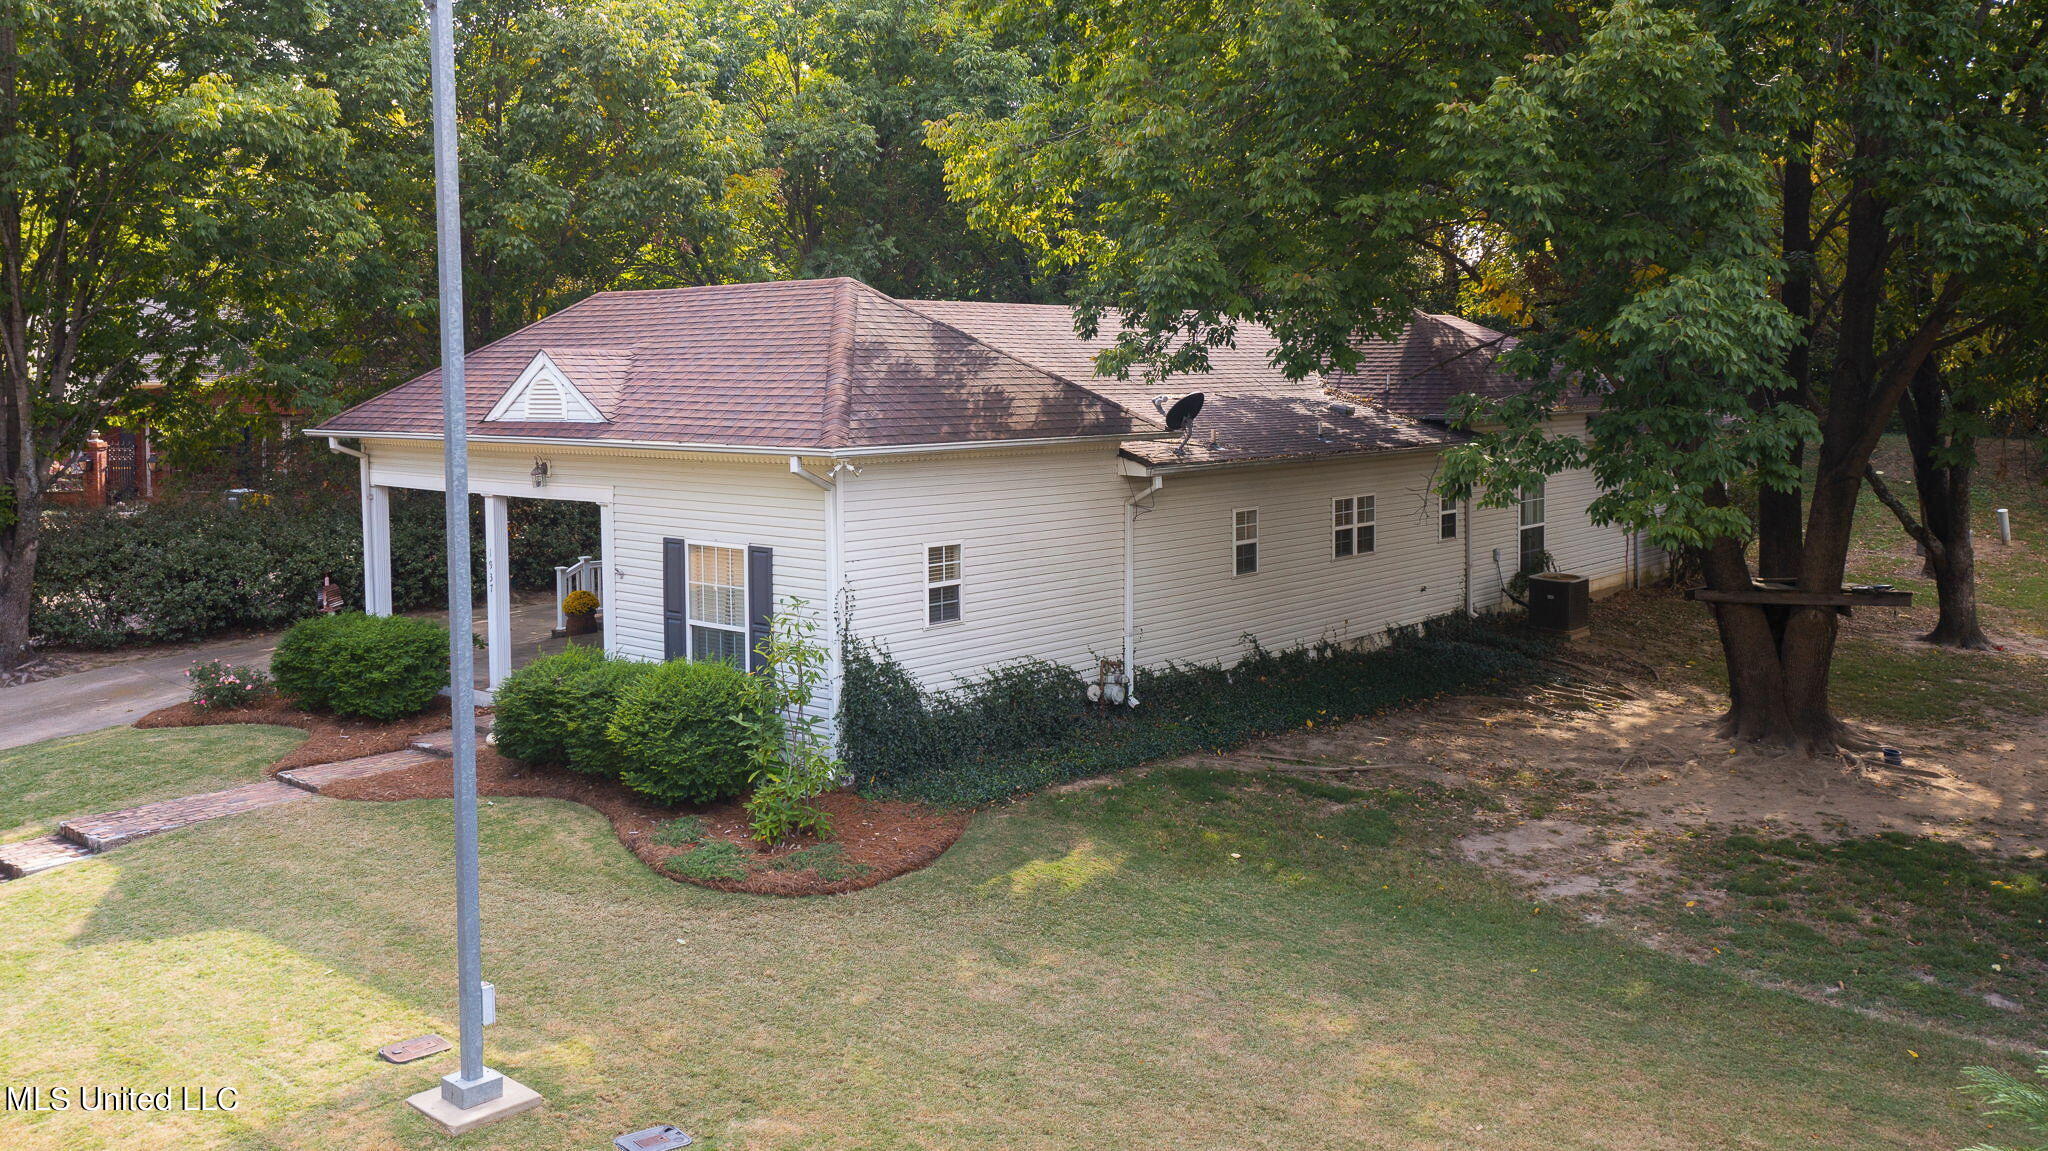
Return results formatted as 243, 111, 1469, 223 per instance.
484, 351, 605, 423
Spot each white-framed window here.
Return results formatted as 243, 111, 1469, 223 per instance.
1438, 494, 1460, 540
687, 542, 748, 663
1519, 483, 1547, 570
1233, 509, 1259, 575
925, 542, 962, 625
1332, 495, 1375, 558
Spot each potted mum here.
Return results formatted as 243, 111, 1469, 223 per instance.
562, 589, 601, 635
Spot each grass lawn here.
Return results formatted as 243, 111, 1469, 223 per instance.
0, 730, 2024, 1150
1850, 437, 2048, 631
0, 725, 306, 844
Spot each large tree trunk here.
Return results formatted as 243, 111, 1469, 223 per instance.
1898, 360, 1991, 648
1700, 488, 1864, 753
0, 483, 40, 670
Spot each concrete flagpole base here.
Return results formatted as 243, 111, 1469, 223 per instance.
406, 1069, 542, 1136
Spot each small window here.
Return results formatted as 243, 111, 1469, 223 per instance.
926, 543, 962, 624
687, 543, 747, 663
1439, 495, 1460, 540
1333, 495, 1375, 558
1519, 483, 1547, 570
1233, 509, 1259, 575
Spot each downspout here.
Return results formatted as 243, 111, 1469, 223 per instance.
329, 437, 380, 615
790, 455, 857, 744
1124, 474, 1163, 707
1461, 495, 1474, 614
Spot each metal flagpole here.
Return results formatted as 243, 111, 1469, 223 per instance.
426, 0, 500, 1113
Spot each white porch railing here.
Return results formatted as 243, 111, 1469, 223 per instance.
553, 555, 603, 631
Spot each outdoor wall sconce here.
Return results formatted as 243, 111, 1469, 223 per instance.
530, 460, 550, 487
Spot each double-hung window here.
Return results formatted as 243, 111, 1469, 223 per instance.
1518, 483, 1547, 571
1233, 509, 1259, 574
926, 543, 962, 624
1332, 495, 1375, 558
687, 543, 748, 663
1438, 494, 1460, 540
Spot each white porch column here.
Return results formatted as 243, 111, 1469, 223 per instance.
360, 463, 394, 616
599, 503, 618, 655
483, 494, 513, 688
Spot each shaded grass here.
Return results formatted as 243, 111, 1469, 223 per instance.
0, 725, 306, 843
1850, 437, 2048, 631
1656, 832, 2048, 1043
1604, 592, 2048, 726
0, 729, 2025, 1150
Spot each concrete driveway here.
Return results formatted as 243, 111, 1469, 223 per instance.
0, 633, 283, 751
0, 591, 567, 752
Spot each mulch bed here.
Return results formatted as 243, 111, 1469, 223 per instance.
322, 748, 968, 896
133, 697, 968, 896
134, 696, 457, 774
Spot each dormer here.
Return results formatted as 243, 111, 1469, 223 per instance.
484, 351, 606, 422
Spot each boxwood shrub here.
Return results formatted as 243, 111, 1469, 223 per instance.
491, 645, 652, 778
845, 614, 1557, 806
608, 659, 769, 804
272, 612, 450, 720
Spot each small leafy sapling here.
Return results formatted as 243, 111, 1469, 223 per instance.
741, 598, 843, 844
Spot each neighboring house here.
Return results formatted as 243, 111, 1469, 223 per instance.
306, 277, 1661, 716
46, 429, 160, 507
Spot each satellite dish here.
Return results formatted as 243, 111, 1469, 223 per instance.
1164, 392, 1205, 431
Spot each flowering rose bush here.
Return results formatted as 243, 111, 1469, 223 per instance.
187, 660, 272, 711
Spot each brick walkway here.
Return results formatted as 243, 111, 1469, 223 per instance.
58, 780, 312, 852
0, 836, 93, 880
0, 733, 467, 882
277, 748, 442, 791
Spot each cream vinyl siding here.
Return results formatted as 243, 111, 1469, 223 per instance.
838, 444, 1129, 689
1134, 450, 1469, 668
359, 439, 833, 708
1463, 415, 1645, 607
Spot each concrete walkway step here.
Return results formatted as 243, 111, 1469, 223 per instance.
0, 835, 95, 879
408, 716, 492, 758
58, 781, 311, 853
277, 748, 442, 793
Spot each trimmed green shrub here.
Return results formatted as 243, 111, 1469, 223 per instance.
269, 613, 355, 712
609, 659, 769, 804
559, 658, 656, 778
272, 612, 450, 720
846, 613, 1556, 806
490, 645, 609, 765
483, 645, 654, 777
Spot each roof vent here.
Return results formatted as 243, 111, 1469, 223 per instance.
484, 351, 605, 423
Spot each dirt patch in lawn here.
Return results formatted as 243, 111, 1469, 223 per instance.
133, 696, 458, 774
323, 747, 969, 896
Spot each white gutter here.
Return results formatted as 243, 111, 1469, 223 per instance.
325, 436, 366, 461
1123, 474, 1164, 707
300, 428, 1169, 458
1121, 439, 1457, 477
788, 455, 833, 490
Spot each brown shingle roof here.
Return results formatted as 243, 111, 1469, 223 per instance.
311, 279, 1160, 450
314, 279, 1562, 466
1324, 313, 1597, 420
905, 301, 1489, 467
